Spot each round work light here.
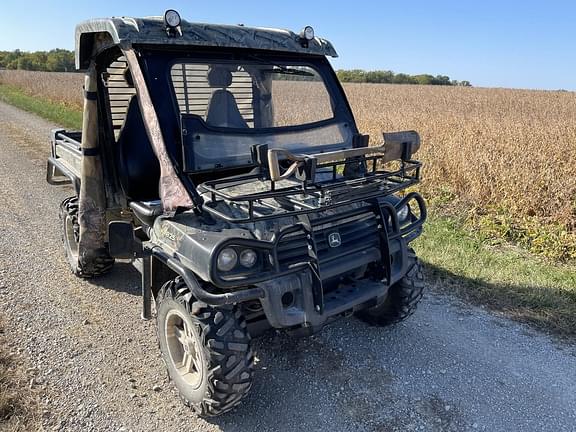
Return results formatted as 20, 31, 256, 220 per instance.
164, 9, 181, 28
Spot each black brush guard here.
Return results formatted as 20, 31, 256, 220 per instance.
170, 145, 428, 313
150, 191, 426, 313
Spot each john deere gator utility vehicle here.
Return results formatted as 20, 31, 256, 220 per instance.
47, 10, 427, 416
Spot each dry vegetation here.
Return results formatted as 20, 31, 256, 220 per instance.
348, 83, 576, 222
0, 70, 84, 109
267, 80, 576, 260
343, 84, 576, 260
1, 70, 575, 259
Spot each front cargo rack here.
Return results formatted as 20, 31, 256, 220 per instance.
197, 151, 422, 223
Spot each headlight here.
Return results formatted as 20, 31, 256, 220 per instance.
397, 204, 411, 224
217, 248, 237, 272
239, 249, 258, 268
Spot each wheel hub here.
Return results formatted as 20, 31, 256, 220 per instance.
183, 339, 196, 356
164, 309, 204, 388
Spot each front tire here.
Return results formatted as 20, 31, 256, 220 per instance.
356, 257, 425, 326
59, 196, 114, 278
156, 278, 254, 417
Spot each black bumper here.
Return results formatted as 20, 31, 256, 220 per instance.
256, 234, 416, 330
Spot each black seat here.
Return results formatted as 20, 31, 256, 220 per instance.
129, 200, 163, 227
206, 89, 249, 128
205, 66, 249, 129
116, 97, 161, 201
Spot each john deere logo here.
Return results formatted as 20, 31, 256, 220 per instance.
328, 232, 342, 248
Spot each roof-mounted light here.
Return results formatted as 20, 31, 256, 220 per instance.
300, 26, 315, 41
164, 9, 181, 27
299, 26, 315, 48
164, 9, 182, 37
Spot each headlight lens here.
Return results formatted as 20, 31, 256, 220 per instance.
239, 249, 258, 268
217, 248, 238, 272
397, 204, 411, 224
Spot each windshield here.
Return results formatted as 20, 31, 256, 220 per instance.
171, 60, 335, 128
171, 58, 353, 172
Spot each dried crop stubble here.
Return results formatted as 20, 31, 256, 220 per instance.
342, 84, 576, 227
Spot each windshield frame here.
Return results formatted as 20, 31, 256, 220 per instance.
138, 46, 358, 174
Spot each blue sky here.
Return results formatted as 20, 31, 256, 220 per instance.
1, 0, 574, 90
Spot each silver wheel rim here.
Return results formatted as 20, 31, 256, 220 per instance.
164, 309, 204, 389
65, 214, 79, 258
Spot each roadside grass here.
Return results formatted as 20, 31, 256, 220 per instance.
0, 84, 82, 130
0, 318, 38, 431
418, 214, 576, 336
1, 84, 574, 336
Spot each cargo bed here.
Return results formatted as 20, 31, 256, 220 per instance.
46, 129, 82, 192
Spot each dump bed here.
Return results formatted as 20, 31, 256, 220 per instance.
46, 129, 82, 192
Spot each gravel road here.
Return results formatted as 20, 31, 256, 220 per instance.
0, 100, 575, 432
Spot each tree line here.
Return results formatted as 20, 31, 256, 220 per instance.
336, 69, 471, 86
0, 49, 75, 72
0, 49, 471, 86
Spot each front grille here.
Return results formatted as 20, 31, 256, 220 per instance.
276, 206, 380, 271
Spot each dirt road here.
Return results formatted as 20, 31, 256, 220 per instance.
0, 100, 575, 432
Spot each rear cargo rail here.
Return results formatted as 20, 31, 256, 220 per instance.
46, 129, 82, 192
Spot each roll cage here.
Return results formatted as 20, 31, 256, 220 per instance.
92, 46, 362, 210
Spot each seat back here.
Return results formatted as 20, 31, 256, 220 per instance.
116, 97, 161, 201
205, 89, 249, 129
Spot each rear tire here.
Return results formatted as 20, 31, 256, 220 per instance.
156, 278, 254, 417
356, 256, 425, 326
59, 196, 114, 278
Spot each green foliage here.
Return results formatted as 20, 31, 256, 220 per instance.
470, 211, 576, 262
424, 188, 576, 263
417, 213, 576, 336
0, 49, 74, 72
0, 84, 82, 129
0, 49, 470, 86
336, 69, 472, 86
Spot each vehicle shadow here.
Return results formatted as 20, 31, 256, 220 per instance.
87, 261, 142, 296
205, 324, 402, 431
421, 261, 572, 335
85, 260, 405, 429
206, 261, 574, 430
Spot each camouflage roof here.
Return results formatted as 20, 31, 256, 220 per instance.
75, 16, 338, 69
